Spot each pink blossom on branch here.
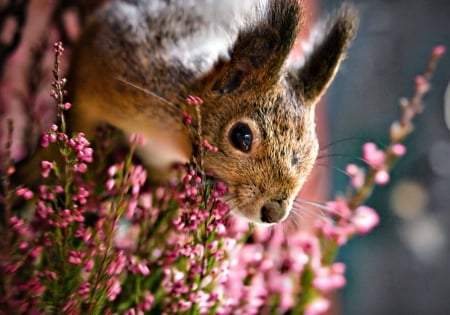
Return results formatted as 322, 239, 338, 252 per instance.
362, 142, 385, 168
351, 206, 380, 235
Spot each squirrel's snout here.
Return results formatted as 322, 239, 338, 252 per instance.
260, 199, 288, 224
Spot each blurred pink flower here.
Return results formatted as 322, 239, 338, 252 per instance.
351, 206, 380, 234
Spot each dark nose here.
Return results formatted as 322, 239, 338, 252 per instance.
260, 199, 287, 224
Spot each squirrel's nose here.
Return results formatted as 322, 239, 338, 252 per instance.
260, 199, 287, 224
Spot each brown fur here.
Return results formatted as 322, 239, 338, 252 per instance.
67, 0, 358, 224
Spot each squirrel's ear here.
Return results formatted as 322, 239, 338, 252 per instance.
198, 0, 301, 95
292, 5, 358, 106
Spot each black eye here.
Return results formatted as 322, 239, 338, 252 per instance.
229, 122, 253, 153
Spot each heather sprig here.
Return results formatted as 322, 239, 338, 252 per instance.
289, 46, 445, 313
348, 45, 446, 209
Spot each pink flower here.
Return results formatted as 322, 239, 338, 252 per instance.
129, 165, 147, 196
124, 309, 140, 315
415, 75, 429, 93
19, 241, 29, 250
391, 143, 406, 156
54, 41, 64, 54
129, 256, 150, 276
351, 206, 380, 234
16, 188, 34, 200
362, 142, 385, 169
40, 160, 53, 178
44, 270, 57, 280
106, 277, 122, 301
31, 246, 43, 259
107, 251, 126, 275
326, 198, 352, 219
136, 263, 150, 276
84, 259, 94, 273
129, 133, 147, 146
304, 297, 330, 315
374, 169, 390, 185
62, 299, 79, 314
345, 163, 365, 188
182, 112, 192, 124
139, 291, 154, 311
55, 185, 64, 193
126, 199, 138, 219
252, 226, 272, 242
433, 45, 446, 56
108, 165, 119, 176
78, 281, 90, 300
268, 273, 294, 312
212, 181, 228, 197
202, 139, 218, 152
9, 216, 25, 230
290, 233, 322, 268
186, 95, 203, 105
106, 178, 116, 191
313, 263, 346, 292
320, 222, 355, 246
73, 162, 88, 173
68, 250, 84, 265
40, 134, 50, 148
215, 223, 226, 236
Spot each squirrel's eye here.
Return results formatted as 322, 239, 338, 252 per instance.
229, 122, 253, 153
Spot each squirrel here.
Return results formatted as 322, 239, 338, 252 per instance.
64, 0, 357, 224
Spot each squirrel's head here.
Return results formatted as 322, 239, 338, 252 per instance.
191, 0, 358, 225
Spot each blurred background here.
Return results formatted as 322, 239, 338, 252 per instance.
322, 1, 450, 314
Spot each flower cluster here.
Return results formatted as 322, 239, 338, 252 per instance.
0, 43, 445, 315
2, 126, 98, 313
346, 142, 406, 188
317, 197, 379, 246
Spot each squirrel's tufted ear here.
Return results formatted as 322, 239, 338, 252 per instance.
197, 0, 302, 95
291, 5, 358, 106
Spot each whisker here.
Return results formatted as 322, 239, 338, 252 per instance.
294, 198, 353, 222
316, 153, 366, 163
318, 136, 367, 152
294, 198, 329, 216
116, 77, 182, 113
329, 165, 350, 177
313, 163, 351, 177
284, 210, 303, 230
291, 204, 328, 223
294, 197, 331, 216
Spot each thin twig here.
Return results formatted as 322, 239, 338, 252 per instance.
348, 46, 445, 210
